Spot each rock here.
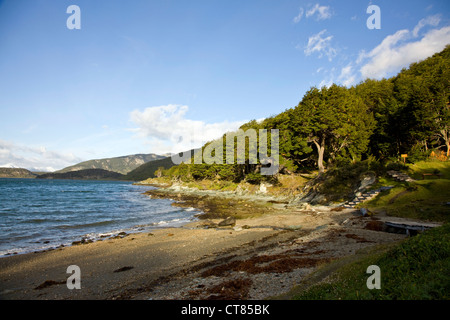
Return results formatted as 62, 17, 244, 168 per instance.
259, 183, 271, 194
310, 193, 326, 205
113, 266, 134, 273
286, 225, 302, 230
218, 216, 236, 227
357, 173, 376, 192
34, 280, 65, 290
360, 208, 369, 217
200, 221, 218, 229
299, 203, 311, 211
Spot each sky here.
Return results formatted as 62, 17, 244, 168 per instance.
0, 0, 449, 171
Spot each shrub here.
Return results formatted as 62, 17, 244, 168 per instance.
246, 172, 263, 184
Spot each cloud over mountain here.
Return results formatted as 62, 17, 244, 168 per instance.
129, 105, 246, 154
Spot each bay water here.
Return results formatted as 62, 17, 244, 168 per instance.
0, 178, 200, 257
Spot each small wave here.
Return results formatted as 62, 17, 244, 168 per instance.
184, 207, 196, 212
54, 220, 116, 230
21, 218, 65, 224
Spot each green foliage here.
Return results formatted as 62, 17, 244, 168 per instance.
245, 172, 263, 184
122, 156, 176, 181
289, 85, 375, 171
385, 161, 408, 172
407, 143, 431, 163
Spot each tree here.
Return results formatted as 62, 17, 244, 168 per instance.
290, 85, 375, 173
354, 78, 399, 159
393, 46, 450, 156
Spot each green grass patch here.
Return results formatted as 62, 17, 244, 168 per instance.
367, 179, 450, 223
407, 161, 450, 180
292, 223, 450, 300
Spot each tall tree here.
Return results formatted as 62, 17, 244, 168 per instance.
354, 78, 399, 159
290, 85, 375, 172
393, 46, 450, 156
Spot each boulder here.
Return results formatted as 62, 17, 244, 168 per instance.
357, 173, 376, 192
360, 207, 369, 217
218, 216, 236, 227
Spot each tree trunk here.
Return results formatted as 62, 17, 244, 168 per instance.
441, 128, 450, 157
313, 138, 326, 173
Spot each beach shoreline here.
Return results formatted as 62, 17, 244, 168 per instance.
0, 185, 413, 300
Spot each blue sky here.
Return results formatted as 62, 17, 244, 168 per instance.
0, 0, 449, 171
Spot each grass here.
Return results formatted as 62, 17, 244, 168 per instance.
366, 179, 450, 223
365, 161, 450, 223
407, 160, 450, 180
291, 223, 450, 300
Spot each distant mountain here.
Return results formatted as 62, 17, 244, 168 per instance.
57, 153, 166, 175
122, 157, 175, 181
36, 169, 123, 180
121, 149, 198, 181
0, 167, 37, 178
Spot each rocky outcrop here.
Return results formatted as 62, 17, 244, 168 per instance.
292, 171, 380, 207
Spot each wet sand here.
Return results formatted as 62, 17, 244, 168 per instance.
0, 205, 408, 300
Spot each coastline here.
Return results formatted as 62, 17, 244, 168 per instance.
0, 184, 413, 300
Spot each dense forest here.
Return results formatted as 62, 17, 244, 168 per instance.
158, 46, 450, 183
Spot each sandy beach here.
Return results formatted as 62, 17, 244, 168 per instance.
0, 195, 410, 300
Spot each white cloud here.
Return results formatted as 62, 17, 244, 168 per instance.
129, 105, 246, 154
293, 8, 304, 23
306, 4, 332, 21
338, 64, 357, 87
303, 29, 337, 61
412, 14, 440, 37
293, 4, 332, 23
0, 139, 82, 172
318, 78, 334, 88
359, 25, 450, 79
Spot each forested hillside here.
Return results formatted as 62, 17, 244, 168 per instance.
36, 169, 123, 180
157, 46, 450, 183
121, 156, 177, 181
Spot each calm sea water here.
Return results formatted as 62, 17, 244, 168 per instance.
0, 178, 200, 257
